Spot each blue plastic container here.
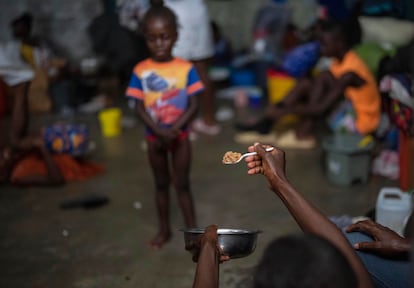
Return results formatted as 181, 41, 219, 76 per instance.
230, 69, 256, 86
247, 87, 263, 108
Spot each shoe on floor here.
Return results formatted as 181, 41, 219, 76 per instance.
189, 131, 198, 141
215, 106, 234, 122
234, 131, 277, 144
121, 116, 137, 128
140, 140, 147, 152
275, 130, 316, 149
78, 95, 106, 113
192, 118, 221, 135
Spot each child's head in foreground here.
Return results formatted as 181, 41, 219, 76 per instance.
142, 4, 178, 62
254, 233, 357, 288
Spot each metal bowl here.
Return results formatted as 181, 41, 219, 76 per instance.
181, 228, 261, 259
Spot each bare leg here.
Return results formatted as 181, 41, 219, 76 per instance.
236, 72, 338, 136
193, 58, 216, 127
10, 82, 30, 147
308, 71, 336, 104
172, 137, 196, 228
235, 78, 312, 134
294, 71, 336, 139
147, 141, 172, 249
98, 75, 119, 107
269, 77, 313, 113
264, 77, 313, 122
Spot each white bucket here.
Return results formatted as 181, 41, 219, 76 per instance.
375, 187, 412, 236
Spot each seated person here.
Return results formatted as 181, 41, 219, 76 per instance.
1, 13, 72, 149
236, 19, 381, 148
10, 12, 75, 114
190, 144, 411, 288
0, 137, 64, 186
11, 13, 69, 77
378, 40, 414, 78
0, 14, 35, 149
190, 143, 373, 288
0, 137, 104, 186
253, 233, 357, 288
192, 226, 358, 288
345, 218, 412, 288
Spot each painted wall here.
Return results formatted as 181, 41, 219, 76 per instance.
206, 0, 318, 51
0, 0, 102, 62
0, 0, 318, 62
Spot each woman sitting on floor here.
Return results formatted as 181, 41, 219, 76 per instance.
0, 137, 104, 186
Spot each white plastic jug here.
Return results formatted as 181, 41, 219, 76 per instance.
376, 187, 412, 236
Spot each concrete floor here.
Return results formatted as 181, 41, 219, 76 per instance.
0, 110, 396, 288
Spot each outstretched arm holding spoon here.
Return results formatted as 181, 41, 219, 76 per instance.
192, 143, 372, 288
244, 143, 372, 288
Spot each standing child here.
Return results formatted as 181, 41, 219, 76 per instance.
126, 4, 202, 249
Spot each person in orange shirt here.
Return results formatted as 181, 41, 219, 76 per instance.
327, 46, 380, 135
236, 20, 381, 148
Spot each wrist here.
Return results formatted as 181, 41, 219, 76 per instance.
200, 236, 217, 247
394, 238, 411, 254
200, 238, 220, 259
269, 174, 290, 192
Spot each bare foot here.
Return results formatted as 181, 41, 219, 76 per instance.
265, 106, 284, 120
149, 232, 171, 250
295, 131, 315, 140
295, 120, 316, 140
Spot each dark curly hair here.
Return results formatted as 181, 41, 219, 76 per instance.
142, 4, 178, 33
11, 12, 33, 30
254, 233, 357, 288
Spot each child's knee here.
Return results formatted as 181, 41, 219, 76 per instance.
298, 77, 312, 88
155, 177, 170, 191
174, 179, 190, 193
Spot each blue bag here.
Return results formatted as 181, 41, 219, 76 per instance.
282, 41, 320, 78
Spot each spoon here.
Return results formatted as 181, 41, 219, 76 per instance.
223, 147, 274, 164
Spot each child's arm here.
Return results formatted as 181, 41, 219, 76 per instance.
136, 100, 159, 133
10, 82, 30, 149
170, 65, 201, 131
171, 95, 198, 131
